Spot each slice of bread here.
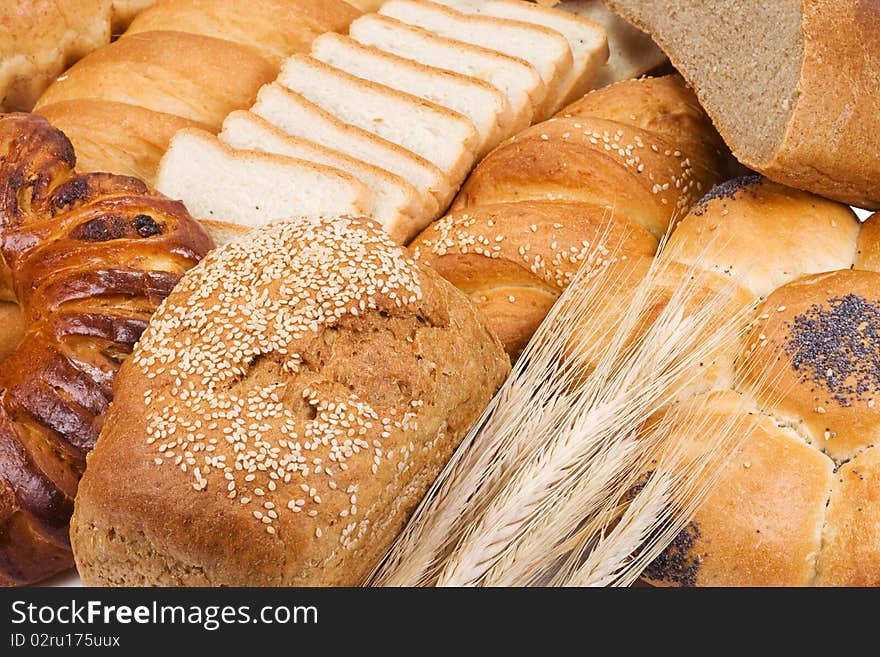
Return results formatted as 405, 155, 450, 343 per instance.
379, 0, 572, 119
220, 110, 427, 242
432, 0, 608, 106
277, 55, 479, 186
311, 33, 511, 156
349, 14, 540, 134
251, 82, 444, 216
156, 128, 372, 228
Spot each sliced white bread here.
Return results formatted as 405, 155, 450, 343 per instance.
379, 0, 572, 119
251, 82, 444, 217
220, 110, 427, 243
277, 55, 479, 187
349, 14, 540, 134
432, 0, 608, 105
310, 32, 511, 157
156, 128, 372, 228
199, 220, 254, 247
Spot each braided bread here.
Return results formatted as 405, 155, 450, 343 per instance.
411, 74, 734, 357
564, 176, 877, 586
0, 113, 210, 586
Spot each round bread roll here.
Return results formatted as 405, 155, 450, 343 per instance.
665, 175, 860, 298
563, 256, 752, 402
71, 215, 510, 586
36, 100, 210, 187
642, 390, 835, 587
34, 31, 277, 129
738, 269, 880, 463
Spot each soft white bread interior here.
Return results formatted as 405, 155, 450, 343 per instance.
198, 220, 254, 248
310, 32, 511, 157
432, 0, 608, 105
379, 0, 572, 119
251, 82, 444, 218
156, 128, 371, 228
349, 13, 540, 134
220, 110, 426, 242
277, 55, 479, 189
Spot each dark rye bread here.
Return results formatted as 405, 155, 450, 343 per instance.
605, 0, 880, 209
70, 215, 509, 586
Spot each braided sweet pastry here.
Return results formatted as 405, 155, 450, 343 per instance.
0, 113, 210, 585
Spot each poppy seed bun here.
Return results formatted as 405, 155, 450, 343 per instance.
70, 215, 510, 586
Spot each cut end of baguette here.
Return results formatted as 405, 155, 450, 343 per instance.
156, 128, 371, 228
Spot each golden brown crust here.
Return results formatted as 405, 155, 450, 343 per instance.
737, 269, 880, 463
607, 0, 880, 209
34, 31, 277, 129
855, 212, 880, 272
71, 216, 510, 586
0, 0, 111, 112
126, 0, 361, 64
0, 112, 210, 586
817, 447, 880, 586
0, 302, 23, 362
410, 201, 658, 358
36, 100, 210, 187
665, 176, 860, 297
643, 391, 834, 587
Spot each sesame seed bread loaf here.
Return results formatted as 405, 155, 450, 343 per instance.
219, 110, 426, 242
156, 128, 372, 228
348, 13, 542, 134
411, 75, 732, 358
605, 0, 880, 209
380, 0, 572, 120
70, 215, 510, 586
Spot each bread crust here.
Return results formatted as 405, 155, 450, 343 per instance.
606, 0, 880, 209
71, 216, 510, 586
34, 31, 277, 128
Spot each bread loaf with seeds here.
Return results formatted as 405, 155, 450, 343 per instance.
71, 215, 510, 586
410, 75, 733, 358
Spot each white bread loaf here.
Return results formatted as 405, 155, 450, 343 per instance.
432, 0, 608, 106
379, 0, 572, 119
156, 128, 371, 228
220, 110, 426, 242
310, 32, 512, 157
349, 13, 540, 134
252, 82, 444, 218
277, 55, 479, 190
125, 0, 361, 65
